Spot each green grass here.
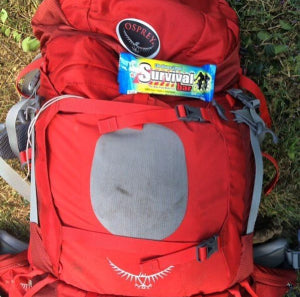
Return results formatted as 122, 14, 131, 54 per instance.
0, 0, 38, 242
228, 0, 300, 247
0, 0, 299, 291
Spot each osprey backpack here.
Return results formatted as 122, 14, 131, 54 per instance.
0, 0, 297, 296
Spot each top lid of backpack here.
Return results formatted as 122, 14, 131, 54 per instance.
32, 0, 240, 94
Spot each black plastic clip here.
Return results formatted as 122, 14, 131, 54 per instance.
196, 235, 219, 262
175, 105, 205, 122
21, 70, 40, 97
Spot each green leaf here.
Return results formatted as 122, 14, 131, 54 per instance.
279, 20, 293, 31
257, 31, 271, 41
21, 37, 40, 52
12, 31, 21, 42
264, 44, 275, 57
4, 27, 10, 37
288, 141, 297, 161
0, 8, 8, 24
274, 45, 288, 55
247, 62, 264, 76
288, 151, 295, 161
244, 36, 253, 47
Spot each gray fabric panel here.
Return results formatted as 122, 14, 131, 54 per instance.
0, 123, 29, 160
0, 124, 15, 159
90, 124, 188, 240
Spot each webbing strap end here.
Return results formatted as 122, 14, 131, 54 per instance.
196, 235, 219, 262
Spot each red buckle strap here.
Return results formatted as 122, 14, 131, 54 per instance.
196, 235, 219, 262
141, 235, 219, 269
20, 148, 32, 168
228, 280, 259, 297
262, 152, 280, 195
240, 280, 259, 297
98, 105, 210, 134
98, 108, 178, 134
239, 75, 272, 128
228, 287, 242, 297
176, 104, 187, 118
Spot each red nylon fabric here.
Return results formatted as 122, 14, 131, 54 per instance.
31, 0, 240, 100
252, 265, 297, 297
0, 251, 29, 293
29, 95, 254, 296
0, 252, 264, 297
0, 0, 283, 296
27, 1, 255, 293
0, 253, 91, 297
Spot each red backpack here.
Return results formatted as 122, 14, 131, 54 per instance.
0, 0, 297, 296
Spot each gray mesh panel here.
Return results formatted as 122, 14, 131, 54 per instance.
0, 123, 29, 159
90, 124, 188, 240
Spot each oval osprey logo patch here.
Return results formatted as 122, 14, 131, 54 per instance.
116, 18, 160, 58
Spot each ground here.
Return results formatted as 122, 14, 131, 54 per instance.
0, 0, 299, 290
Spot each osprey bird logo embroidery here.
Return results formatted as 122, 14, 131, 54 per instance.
107, 258, 174, 290
20, 280, 33, 291
123, 29, 154, 55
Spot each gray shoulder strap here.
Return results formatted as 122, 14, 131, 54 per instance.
30, 131, 38, 223
246, 129, 264, 234
0, 156, 30, 201
230, 89, 278, 235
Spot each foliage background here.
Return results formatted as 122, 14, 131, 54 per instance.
0, 0, 299, 289
228, 0, 299, 245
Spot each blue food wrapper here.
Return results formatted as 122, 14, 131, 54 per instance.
118, 53, 216, 102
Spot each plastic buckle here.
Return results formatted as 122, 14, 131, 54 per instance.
227, 89, 260, 110
24, 96, 41, 123
21, 70, 40, 97
286, 250, 300, 270
196, 235, 218, 262
175, 105, 205, 122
